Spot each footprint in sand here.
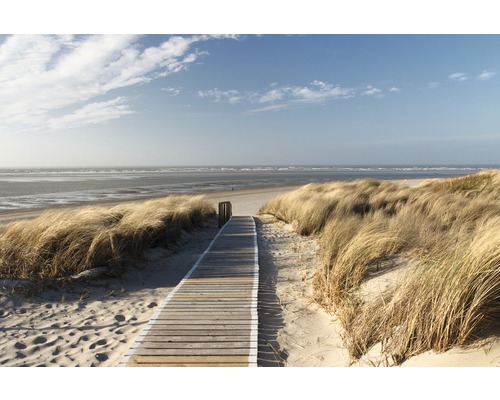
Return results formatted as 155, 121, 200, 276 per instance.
95, 353, 108, 362
89, 339, 107, 349
148, 302, 158, 308
114, 314, 125, 322
14, 342, 27, 350
33, 336, 47, 345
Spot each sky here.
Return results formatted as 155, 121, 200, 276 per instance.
1, 10, 500, 167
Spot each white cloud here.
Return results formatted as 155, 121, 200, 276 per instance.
388, 86, 401, 93
0, 34, 235, 132
248, 104, 291, 113
199, 81, 355, 112
289, 82, 354, 102
162, 87, 182, 96
198, 89, 245, 104
477, 70, 496, 80
48, 97, 134, 130
257, 88, 287, 103
427, 82, 439, 89
449, 72, 468, 81
364, 86, 383, 97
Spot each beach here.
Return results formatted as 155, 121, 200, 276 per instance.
0, 185, 298, 367
0, 180, 499, 368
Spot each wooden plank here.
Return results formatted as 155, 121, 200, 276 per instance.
141, 329, 250, 336
179, 282, 255, 286
138, 335, 252, 342
178, 283, 255, 288
164, 300, 255, 304
131, 348, 252, 356
163, 301, 254, 305
128, 355, 250, 364
156, 310, 253, 315
151, 318, 254, 323
136, 342, 256, 349
172, 293, 254, 297
144, 324, 252, 330
155, 304, 254, 308
155, 315, 256, 321
187, 278, 255, 283
157, 308, 252, 317
126, 362, 248, 367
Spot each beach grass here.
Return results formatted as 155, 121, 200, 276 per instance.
0, 195, 216, 280
259, 170, 500, 364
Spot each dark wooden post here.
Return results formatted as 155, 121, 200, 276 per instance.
218, 201, 232, 228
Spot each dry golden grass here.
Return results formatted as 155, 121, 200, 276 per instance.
0, 195, 215, 280
259, 170, 500, 364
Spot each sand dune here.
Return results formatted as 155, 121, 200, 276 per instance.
1, 181, 498, 369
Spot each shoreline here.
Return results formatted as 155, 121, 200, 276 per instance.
0, 178, 425, 225
0, 185, 300, 224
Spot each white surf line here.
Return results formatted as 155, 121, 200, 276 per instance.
118, 217, 233, 367
249, 216, 260, 367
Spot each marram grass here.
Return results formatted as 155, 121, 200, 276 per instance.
259, 170, 500, 364
0, 195, 216, 280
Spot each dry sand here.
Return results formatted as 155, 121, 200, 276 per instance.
1, 180, 499, 371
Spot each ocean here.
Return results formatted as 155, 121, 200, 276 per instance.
0, 165, 497, 212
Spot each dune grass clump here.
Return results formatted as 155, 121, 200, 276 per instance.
259, 170, 500, 364
0, 195, 216, 280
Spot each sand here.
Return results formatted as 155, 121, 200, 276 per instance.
1, 180, 499, 371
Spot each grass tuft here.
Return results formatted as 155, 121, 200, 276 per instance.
259, 169, 500, 364
0, 195, 216, 280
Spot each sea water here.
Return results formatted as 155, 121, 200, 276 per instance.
0, 165, 496, 212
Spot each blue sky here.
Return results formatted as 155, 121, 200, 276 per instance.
1, 33, 499, 167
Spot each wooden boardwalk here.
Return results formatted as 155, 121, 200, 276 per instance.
119, 216, 259, 367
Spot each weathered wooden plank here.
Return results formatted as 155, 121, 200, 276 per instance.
145, 324, 252, 330
187, 278, 255, 283
127, 355, 249, 364
155, 312, 255, 317
131, 348, 252, 356
163, 300, 254, 305
172, 294, 253, 299
136, 342, 256, 349
164, 300, 255, 305
179, 282, 255, 286
156, 310, 253, 315
177, 283, 255, 288
141, 329, 250, 336
151, 317, 255, 322
155, 311, 254, 314
126, 362, 249, 367
162, 304, 256, 309
155, 315, 256, 321
138, 334, 252, 342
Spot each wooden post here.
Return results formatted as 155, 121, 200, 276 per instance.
218, 201, 232, 228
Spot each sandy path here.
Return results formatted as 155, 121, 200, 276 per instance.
256, 215, 350, 366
